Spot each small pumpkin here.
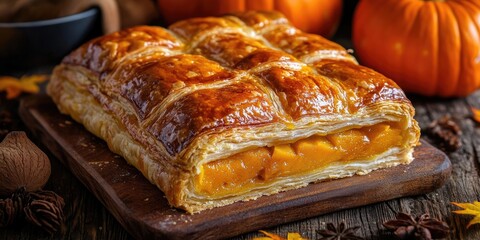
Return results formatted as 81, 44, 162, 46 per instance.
156, 0, 343, 37
353, 0, 480, 97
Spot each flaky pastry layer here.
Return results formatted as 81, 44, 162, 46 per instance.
48, 11, 420, 213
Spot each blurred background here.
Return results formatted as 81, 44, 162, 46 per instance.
0, 0, 360, 75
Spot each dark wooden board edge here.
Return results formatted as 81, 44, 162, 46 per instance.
19, 95, 452, 240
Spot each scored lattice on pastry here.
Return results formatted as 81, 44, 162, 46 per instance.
48, 11, 420, 213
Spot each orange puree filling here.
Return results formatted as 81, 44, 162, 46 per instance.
195, 123, 404, 197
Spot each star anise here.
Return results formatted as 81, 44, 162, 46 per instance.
383, 213, 449, 240
425, 115, 462, 152
316, 222, 365, 240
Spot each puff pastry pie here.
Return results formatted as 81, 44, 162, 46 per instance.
48, 11, 420, 213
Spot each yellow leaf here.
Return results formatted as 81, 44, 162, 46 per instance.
472, 107, 480, 124
452, 201, 480, 228
253, 230, 286, 240
21, 75, 48, 84
253, 230, 308, 240
0, 75, 48, 99
287, 232, 308, 240
0, 77, 20, 89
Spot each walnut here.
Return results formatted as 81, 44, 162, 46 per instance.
0, 131, 51, 196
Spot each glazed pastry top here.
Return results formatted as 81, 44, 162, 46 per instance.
61, 11, 412, 158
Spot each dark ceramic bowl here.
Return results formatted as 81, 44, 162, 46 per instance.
0, 8, 101, 73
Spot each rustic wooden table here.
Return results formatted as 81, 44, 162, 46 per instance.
1, 90, 480, 240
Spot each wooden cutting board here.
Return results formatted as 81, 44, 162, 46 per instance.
19, 95, 452, 240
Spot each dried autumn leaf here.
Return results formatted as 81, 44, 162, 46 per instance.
287, 233, 307, 240
253, 230, 308, 240
471, 107, 480, 124
452, 201, 480, 228
0, 75, 48, 99
253, 230, 285, 240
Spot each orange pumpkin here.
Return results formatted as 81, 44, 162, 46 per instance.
156, 0, 343, 37
353, 0, 480, 97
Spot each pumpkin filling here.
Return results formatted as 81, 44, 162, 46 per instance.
195, 123, 405, 197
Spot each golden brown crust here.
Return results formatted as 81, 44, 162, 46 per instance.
63, 26, 184, 74
48, 11, 420, 213
314, 60, 410, 112
110, 54, 236, 120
